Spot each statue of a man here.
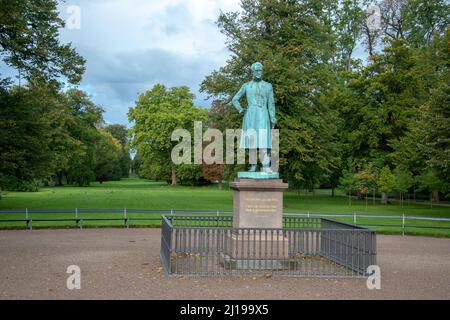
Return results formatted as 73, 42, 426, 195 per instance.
232, 62, 277, 173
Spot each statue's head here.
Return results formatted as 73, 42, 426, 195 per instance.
251, 62, 263, 80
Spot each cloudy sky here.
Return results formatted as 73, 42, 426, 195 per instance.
56, 0, 241, 126
2, 0, 370, 127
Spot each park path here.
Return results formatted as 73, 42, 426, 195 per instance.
0, 228, 449, 299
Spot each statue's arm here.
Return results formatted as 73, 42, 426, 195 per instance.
268, 84, 277, 125
231, 84, 246, 113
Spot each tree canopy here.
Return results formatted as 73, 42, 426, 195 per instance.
0, 1, 130, 191
199, 0, 449, 200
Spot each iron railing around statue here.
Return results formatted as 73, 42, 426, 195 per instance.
1, 209, 449, 235
160, 215, 376, 278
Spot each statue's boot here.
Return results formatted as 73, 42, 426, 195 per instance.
249, 164, 257, 172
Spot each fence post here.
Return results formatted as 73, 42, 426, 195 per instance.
26, 208, 32, 231
25, 208, 29, 230
124, 208, 128, 229
402, 214, 405, 236
307, 211, 310, 219
75, 208, 79, 228
217, 209, 220, 227
354, 212, 356, 224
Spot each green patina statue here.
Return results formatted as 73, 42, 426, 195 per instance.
232, 62, 277, 177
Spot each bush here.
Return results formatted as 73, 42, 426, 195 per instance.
15, 179, 40, 192
0, 176, 40, 191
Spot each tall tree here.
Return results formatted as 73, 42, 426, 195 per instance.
0, 84, 53, 190
94, 130, 122, 183
63, 89, 104, 186
0, 0, 88, 191
417, 170, 445, 204
393, 167, 413, 207
0, 0, 85, 84
128, 84, 207, 185
201, 0, 341, 187
377, 166, 396, 204
339, 168, 358, 206
105, 124, 132, 178
403, 0, 449, 46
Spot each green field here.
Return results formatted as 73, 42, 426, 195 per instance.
0, 178, 449, 236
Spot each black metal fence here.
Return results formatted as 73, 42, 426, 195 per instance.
1, 209, 449, 235
160, 215, 376, 278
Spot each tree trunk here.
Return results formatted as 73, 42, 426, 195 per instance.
331, 187, 335, 197
218, 181, 223, 190
171, 168, 177, 186
381, 192, 388, 204
432, 190, 439, 203
357, 191, 363, 200
430, 192, 433, 208
56, 172, 63, 186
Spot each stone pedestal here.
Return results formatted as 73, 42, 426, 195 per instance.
229, 178, 288, 229
224, 178, 289, 269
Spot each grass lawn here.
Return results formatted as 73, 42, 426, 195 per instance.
0, 178, 449, 236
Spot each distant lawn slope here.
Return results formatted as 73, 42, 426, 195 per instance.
1, 178, 449, 236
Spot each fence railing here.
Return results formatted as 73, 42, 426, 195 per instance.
0, 209, 449, 234
161, 215, 377, 278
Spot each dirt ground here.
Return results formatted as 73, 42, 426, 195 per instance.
0, 228, 449, 300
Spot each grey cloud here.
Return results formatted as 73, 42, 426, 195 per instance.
58, 1, 239, 125
163, 2, 193, 35
77, 46, 219, 125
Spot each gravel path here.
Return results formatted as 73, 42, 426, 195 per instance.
0, 228, 449, 299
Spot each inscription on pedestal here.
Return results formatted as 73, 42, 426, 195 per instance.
230, 178, 288, 229
244, 197, 278, 214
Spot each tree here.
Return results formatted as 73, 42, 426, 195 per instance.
338, 34, 442, 185
94, 130, 122, 183
203, 100, 240, 185
355, 167, 377, 207
201, 162, 225, 189
377, 166, 396, 204
0, 0, 85, 84
388, 30, 449, 198
201, 0, 341, 187
339, 169, 358, 206
417, 170, 445, 205
0, 0, 87, 190
361, 2, 381, 58
0, 84, 53, 190
423, 83, 450, 188
329, 0, 366, 72
201, 136, 225, 189
63, 89, 104, 186
393, 167, 413, 207
131, 150, 143, 177
379, 0, 409, 41
403, 0, 449, 47
105, 124, 131, 178
128, 84, 207, 185
177, 164, 205, 186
